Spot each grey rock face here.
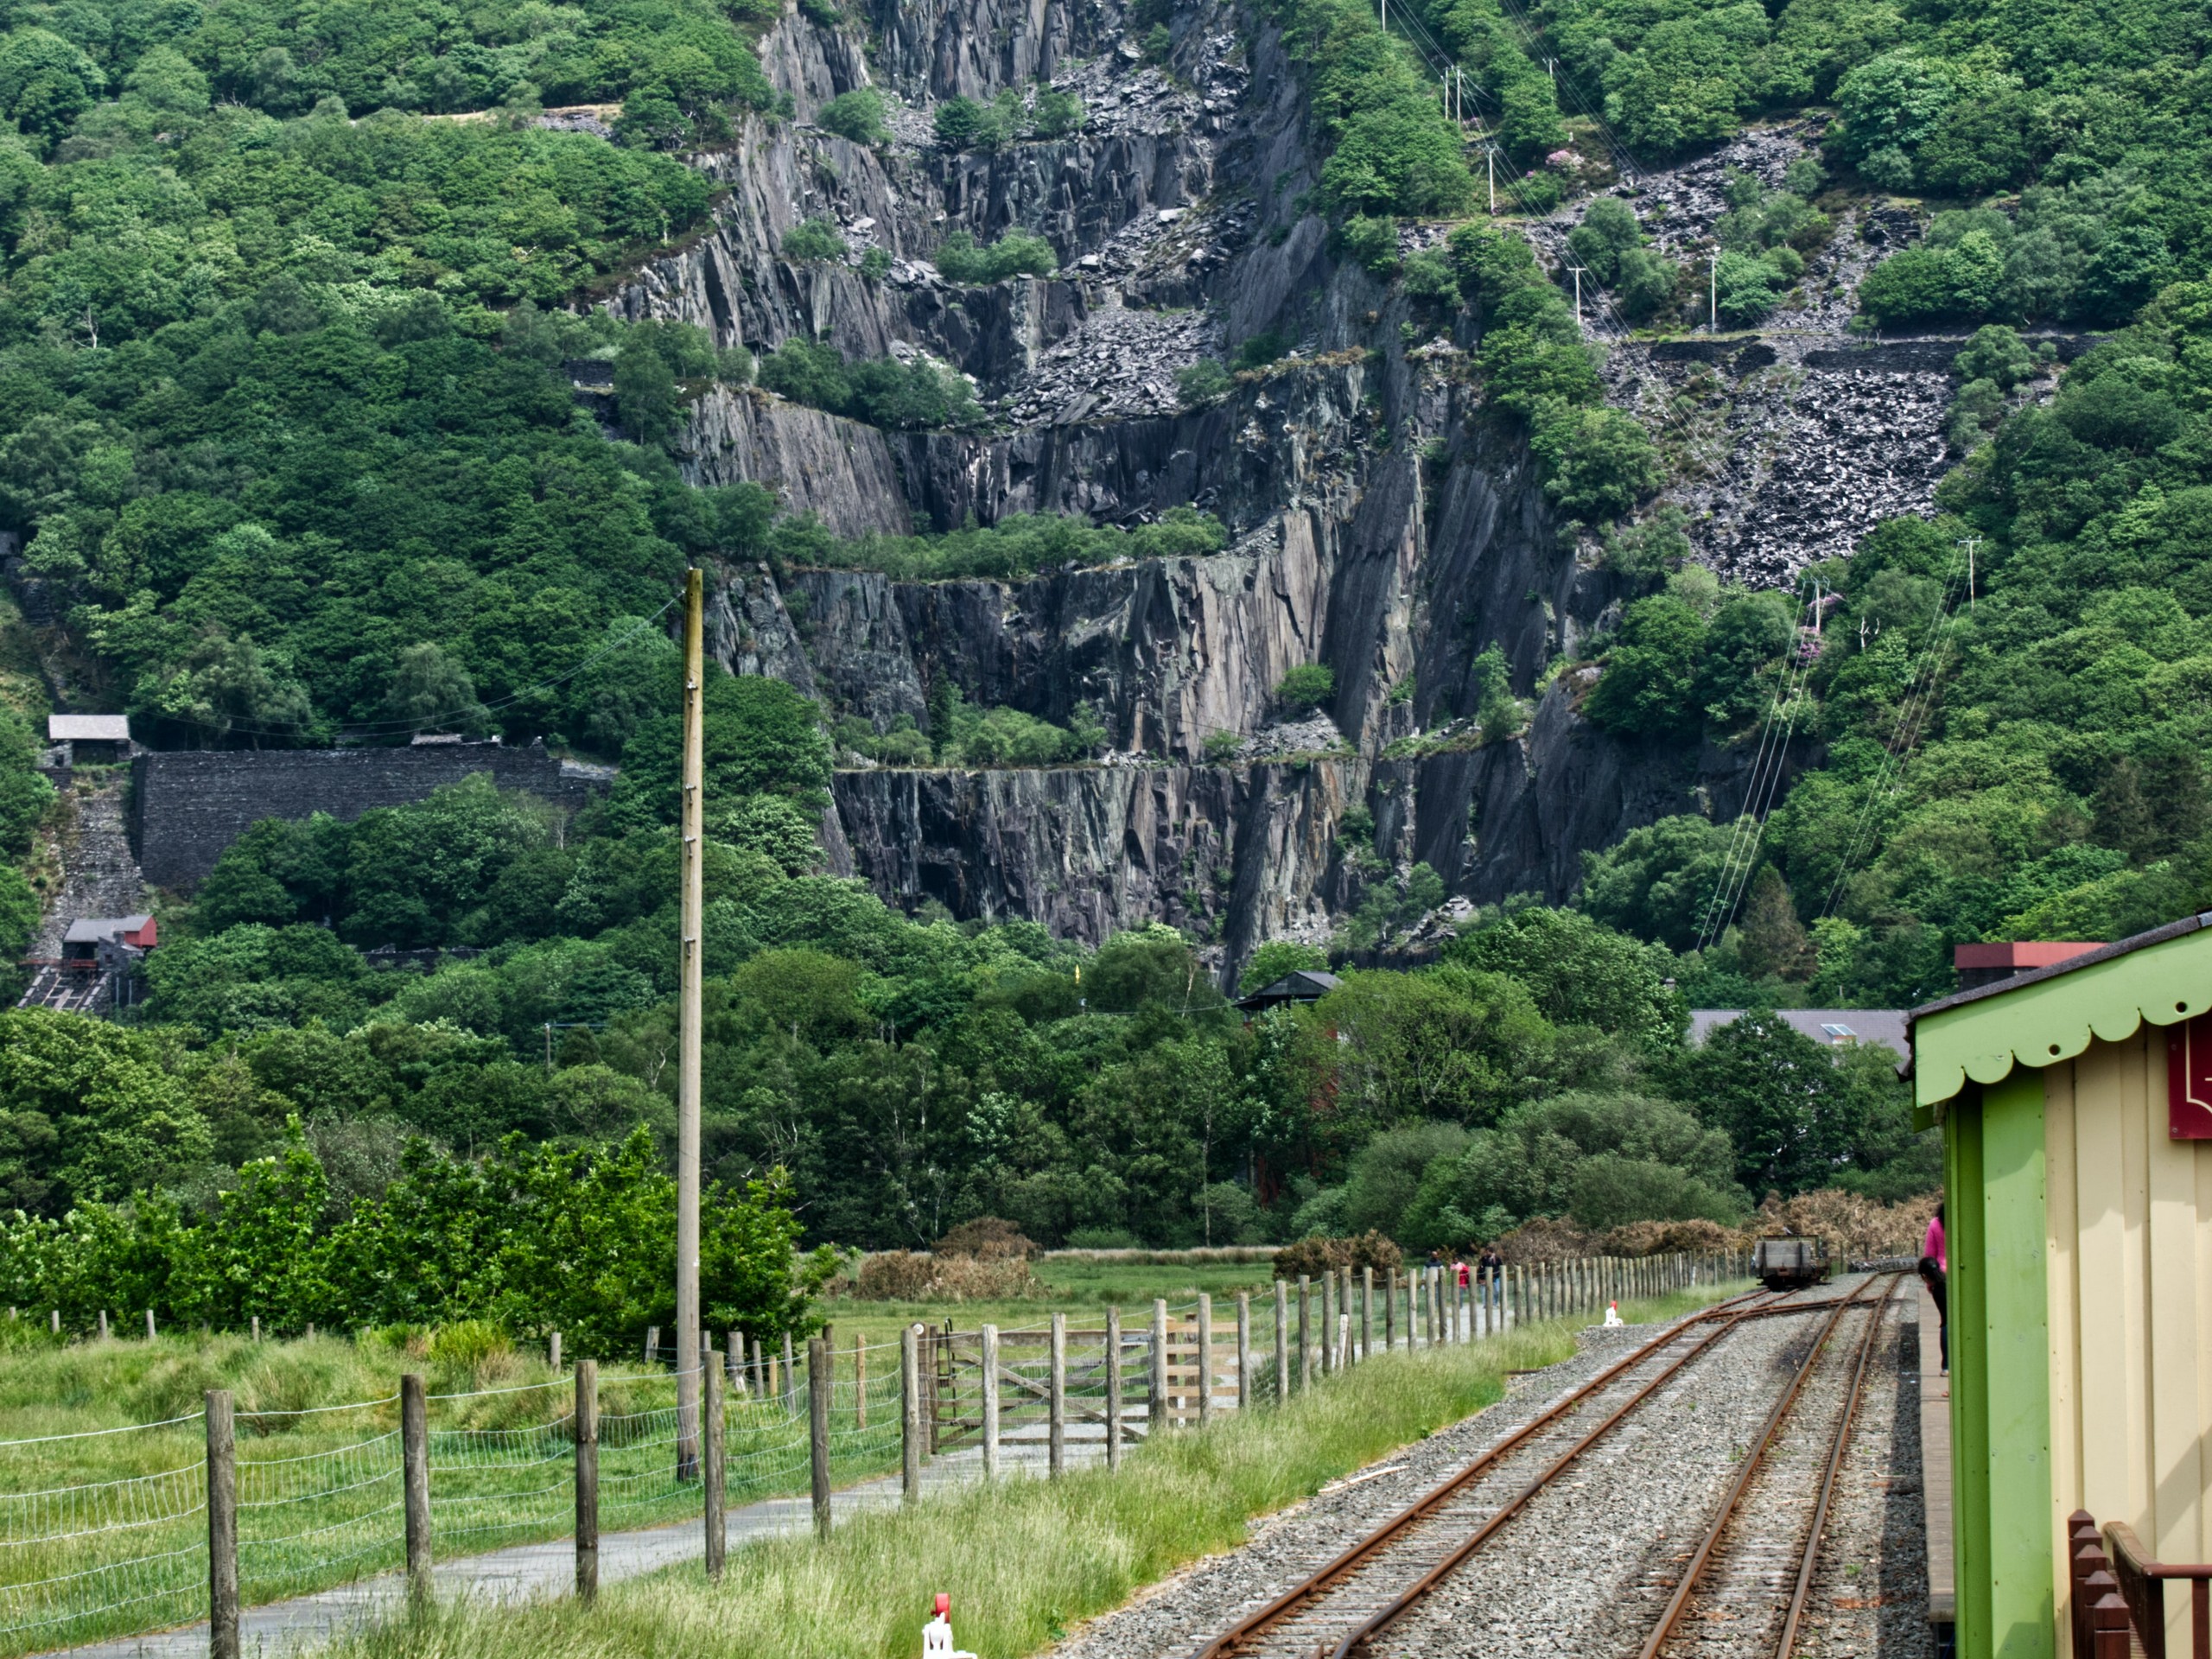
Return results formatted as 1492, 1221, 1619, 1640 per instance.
599, 1, 1872, 979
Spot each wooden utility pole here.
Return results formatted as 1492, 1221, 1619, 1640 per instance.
676, 565, 704, 1480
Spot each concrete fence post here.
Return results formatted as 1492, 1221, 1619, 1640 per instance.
145, 1309, 156, 1341
207, 1390, 238, 1659
575, 1360, 599, 1601
548, 1331, 561, 1371
402, 1373, 430, 1602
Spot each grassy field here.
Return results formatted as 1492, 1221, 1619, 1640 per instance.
0, 1281, 1743, 1658
317, 1282, 1741, 1659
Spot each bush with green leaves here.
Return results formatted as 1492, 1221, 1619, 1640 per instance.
817, 88, 888, 145
1336, 213, 1401, 276
1276, 664, 1338, 712
756, 339, 980, 430
933, 229, 1058, 283
782, 218, 849, 262
1176, 359, 1235, 408
776, 505, 1228, 580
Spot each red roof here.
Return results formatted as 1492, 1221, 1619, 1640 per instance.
1954, 941, 2096, 971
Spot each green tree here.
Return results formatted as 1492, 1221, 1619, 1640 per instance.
1585, 594, 1707, 734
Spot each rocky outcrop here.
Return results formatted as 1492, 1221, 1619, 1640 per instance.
828, 757, 1363, 957
597, 0, 1870, 981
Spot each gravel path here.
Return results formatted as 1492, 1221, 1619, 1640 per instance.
1054, 1283, 1914, 1659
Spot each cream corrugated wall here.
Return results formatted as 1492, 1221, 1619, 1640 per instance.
2044, 1028, 2212, 1659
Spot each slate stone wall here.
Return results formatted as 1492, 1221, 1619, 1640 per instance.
133, 743, 597, 888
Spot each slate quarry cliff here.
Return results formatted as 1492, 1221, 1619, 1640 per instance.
602, 0, 1955, 974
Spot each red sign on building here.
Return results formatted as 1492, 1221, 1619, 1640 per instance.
2170, 1013, 2212, 1139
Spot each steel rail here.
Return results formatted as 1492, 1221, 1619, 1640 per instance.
1773, 1274, 1904, 1659
1188, 1287, 1777, 1659
1316, 1284, 1875, 1659
1634, 1274, 1902, 1659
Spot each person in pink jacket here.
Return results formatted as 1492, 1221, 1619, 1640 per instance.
1919, 1203, 1947, 1372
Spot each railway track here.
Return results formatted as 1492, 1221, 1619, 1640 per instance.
1187, 1275, 1903, 1659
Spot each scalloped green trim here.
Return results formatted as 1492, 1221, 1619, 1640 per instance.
1915, 926, 2212, 1111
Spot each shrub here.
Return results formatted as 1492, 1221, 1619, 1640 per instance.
1955, 322, 2035, 387
1336, 213, 1400, 276
817, 88, 888, 145
1529, 401, 1664, 523
933, 228, 1058, 283
1204, 730, 1243, 763
759, 339, 978, 429
1032, 86, 1085, 138
932, 1217, 1036, 1259
1231, 331, 1287, 371
1273, 1230, 1402, 1277
781, 218, 847, 262
1402, 248, 1459, 302
1176, 359, 1233, 407
934, 94, 1010, 149
1275, 664, 1337, 712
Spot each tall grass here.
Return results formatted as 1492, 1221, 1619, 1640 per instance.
323, 1286, 1737, 1659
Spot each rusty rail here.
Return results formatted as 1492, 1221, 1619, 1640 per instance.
1635, 1274, 1895, 1659
1188, 1285, 1785, 1659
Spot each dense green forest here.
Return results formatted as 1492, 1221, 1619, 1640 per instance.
8, 0, 2207, 1335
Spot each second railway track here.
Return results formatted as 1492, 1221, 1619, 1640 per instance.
1187, 1275, 1905, 1659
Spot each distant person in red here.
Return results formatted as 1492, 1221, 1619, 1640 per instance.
1918, 1203, 1947, 1373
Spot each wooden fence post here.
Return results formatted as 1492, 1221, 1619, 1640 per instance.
1319, 1273, 1334, 1374
1297, 1276, 1313, 1391
548, 1331, 561, 1371
402, 1373, 430, 1602
250, 1315, 259, 1344
854, 1335, 866, 1432
207, 1389, 238, 1659
1197, 1295, 1214, 1427
1104, 1307, 1122, 1471
1236, 1293, 1251, 1411
900, 1325, 921, 1503
1361, 1268, 1373, 1363
784, 1332, 798, 1415
575, 1360, 598, 1601
809, 1338, 831, 1541
703, 1348, 725, 1580
145, 1309, 156, 1341
1049, 1312, 1066, 1477
980, 1325, 1000, 1480
98, 1309, 108, 1340
1383, 1268, 1396, 1351
1273, 1281, 1289, 1403
1148, 1300, 1168, 1429
644, 1325, 659, 1365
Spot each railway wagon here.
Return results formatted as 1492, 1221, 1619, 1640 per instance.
1751, 1236, 1829, 1291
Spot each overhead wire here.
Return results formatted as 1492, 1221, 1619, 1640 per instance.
1815, 553, 1969, 918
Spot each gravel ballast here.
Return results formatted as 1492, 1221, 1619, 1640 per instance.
1052, 1281, 1931, 1659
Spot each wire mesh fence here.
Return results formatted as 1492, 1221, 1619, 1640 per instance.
0, 1254, 1751, 1657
